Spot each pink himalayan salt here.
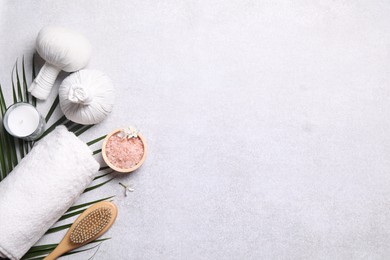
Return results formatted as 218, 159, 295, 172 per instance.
105, 135, 144, 169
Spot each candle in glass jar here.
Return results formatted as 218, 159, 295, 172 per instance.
3, 103, 45, 140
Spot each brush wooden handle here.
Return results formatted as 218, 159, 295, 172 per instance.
44, 242, 71, 260
44, 228, 74, 260
44, 222, 79, 260
43, 201, 117, 260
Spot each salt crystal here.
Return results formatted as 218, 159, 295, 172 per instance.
105, 135, 144, 169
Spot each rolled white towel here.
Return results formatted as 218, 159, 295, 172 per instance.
0, 126, 99, 260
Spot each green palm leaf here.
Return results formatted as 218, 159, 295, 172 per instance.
87, 135, 106, 146
83, 177, 115, 193
94, 170, 114, 180
66, 196, 114, 213
45, 96, 59, 123
22, 57, 29, 103
22, 238, 109, 260
67, 122, 85, 133
75, 124, 94, 136
93, 148, 102, 155
31, 54, 37, 107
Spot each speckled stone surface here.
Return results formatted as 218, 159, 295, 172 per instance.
1, 1, 390, 259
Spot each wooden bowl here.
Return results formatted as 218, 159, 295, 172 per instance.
102, 128, 147, 173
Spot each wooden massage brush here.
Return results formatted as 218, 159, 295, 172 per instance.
44, 201, 117, 260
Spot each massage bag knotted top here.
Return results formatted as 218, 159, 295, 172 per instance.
0, 126, 99, 260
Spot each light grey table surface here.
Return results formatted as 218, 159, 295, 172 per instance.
1, 0, 390, 259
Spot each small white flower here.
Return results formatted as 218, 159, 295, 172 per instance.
119, 182, 135, 197
116, 126, 139, 139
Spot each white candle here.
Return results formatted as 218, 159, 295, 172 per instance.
4, 103, 44, 139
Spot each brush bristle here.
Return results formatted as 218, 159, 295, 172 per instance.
70, 207, 112, 244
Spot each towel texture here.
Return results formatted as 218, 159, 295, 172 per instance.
0, 126, 99, 260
